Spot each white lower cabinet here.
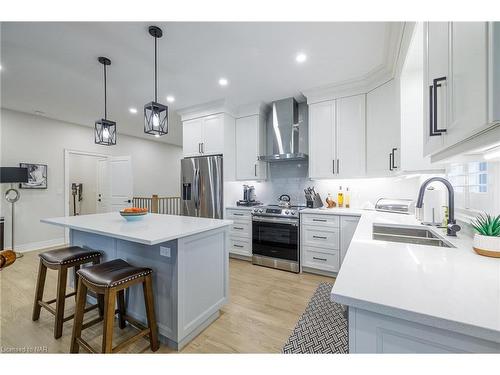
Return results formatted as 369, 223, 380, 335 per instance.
301, 212, 360, 275
349, 307, 500, 353
226, 208, 252, 258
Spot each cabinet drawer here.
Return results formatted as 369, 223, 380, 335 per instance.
301, 214, 339, 227
303, 247, 340, 272
229, 237, 252, 256
229, 221, 251, 238
226, 209, 252, 220
302, 225, 340, 250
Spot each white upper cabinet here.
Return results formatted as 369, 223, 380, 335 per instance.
182, 112, 235, 181
366, 79, 401, 176
336, 94, 366, 178
201, 114, 225, 155
182, 118, 203, 157
308, 100, 336, 179
447, 22, 488, 145
235, 115, 267, 180
423, 22, 489, 157
309, 95, 366, 179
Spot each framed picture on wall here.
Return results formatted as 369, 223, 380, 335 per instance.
19, 163, 48, 189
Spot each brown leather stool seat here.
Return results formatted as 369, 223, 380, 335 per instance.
71, 258, 159, 353
39, 246, 102, 266
32, 246, 102, 339
77, 259, 152, 288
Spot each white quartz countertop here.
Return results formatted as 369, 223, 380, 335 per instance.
303, 208, 500, 343
41, 212, 233, 246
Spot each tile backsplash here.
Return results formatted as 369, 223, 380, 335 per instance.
225, 161, 443, 208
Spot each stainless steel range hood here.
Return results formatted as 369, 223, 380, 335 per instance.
258, 98, 308, 162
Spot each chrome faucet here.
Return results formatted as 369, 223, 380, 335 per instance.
416, 177, 461, 236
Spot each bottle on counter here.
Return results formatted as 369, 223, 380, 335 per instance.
345, 187, 350, 208
337, 186, 344, 208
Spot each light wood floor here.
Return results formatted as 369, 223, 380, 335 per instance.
0, 249, 334, 353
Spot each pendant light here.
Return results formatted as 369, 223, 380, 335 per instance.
144, 26, 168, 137
94, 56, 116, 145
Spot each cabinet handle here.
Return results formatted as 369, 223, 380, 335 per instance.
313, 257, 327, 261
201, 143, 205, 153
389, 153, 393, 171
432, 77, 447, 134
233, 244, 244, 248
312, 218, 327, 222
429, 85, 439, 137
198, 143, 202, 153
254, 164, 257, 177
332, 160, 335, 174
391, 148, 398, 169
233, 227, 244, 230
233, 213, 244, 216
313, 235, 328, 239
337, 159, 340, 174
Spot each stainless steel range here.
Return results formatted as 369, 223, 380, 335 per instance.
251, 204, 305, 273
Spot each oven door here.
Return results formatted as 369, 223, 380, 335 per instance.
252, 216, 299, 261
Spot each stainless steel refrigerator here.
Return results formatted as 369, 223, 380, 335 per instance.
181, 155, 223, 219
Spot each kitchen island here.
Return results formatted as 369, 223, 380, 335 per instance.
41, 212, 232, 350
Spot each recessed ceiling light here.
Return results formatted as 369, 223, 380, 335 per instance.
218, 78, 228, 86
129, 107, 138, 114
296, 53, 307, 63
166, 95, 175, 103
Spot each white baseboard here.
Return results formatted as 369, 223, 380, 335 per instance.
14, 238, 67, 253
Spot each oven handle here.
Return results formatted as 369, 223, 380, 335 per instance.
252, 216, 299, 226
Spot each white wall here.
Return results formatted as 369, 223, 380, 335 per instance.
0, 108, 183, 251
68, 154, 100, 215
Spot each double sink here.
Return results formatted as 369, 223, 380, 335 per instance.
372, 223, 455, 248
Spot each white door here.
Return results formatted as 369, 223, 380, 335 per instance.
309, 100, 336, 179
366, 79, 401, 176
182, 118, 203, 157
235, 115, 259, 180
423, 22, 449, 155
96, 158, 110, 213
447, 22, 488, 146
202, 114, 224, 155
336, 94, 366, 178
109, 156, 133, 212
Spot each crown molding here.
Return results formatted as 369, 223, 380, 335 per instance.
177, 99, 237, 121
302, 22, 407, 104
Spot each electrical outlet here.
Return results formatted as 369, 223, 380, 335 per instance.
160, 246, 171, 258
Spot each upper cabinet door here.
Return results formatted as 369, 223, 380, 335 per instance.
201, 114, 225, 155
447, 22, 488, 145
423, 22, 449, 155
366, 79, 401, 176
183, 118, 203, 157
309, 101, 336, 179
336, 94, 366, 178
235, 115, 260, 180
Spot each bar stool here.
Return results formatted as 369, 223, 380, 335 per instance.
70, 258, 159, 353
32, 246, 102, 339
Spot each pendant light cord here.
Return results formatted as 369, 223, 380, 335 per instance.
154, 35, 158, 102
103, 62, 107, 119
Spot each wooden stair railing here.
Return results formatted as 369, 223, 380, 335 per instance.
132, 195, 181, 215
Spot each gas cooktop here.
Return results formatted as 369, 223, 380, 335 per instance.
251, 204, 306, 218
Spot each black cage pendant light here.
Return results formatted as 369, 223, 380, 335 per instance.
144, 26, 168, 137
95, 56, 117, 146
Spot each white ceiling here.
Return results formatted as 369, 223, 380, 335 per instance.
0, 22, 403, 146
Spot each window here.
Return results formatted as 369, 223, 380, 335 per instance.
447, 161, 499, 217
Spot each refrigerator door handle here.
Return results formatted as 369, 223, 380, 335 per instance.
193, 168, 200, 210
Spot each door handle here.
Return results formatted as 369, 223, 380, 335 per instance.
391, 148, 398, 169
124, 199, 131, 203
432, 77, 447, 134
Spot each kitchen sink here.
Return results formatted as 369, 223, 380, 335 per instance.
372, 223, 455, 248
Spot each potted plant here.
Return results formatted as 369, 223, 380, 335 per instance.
471, 213, 500, 258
